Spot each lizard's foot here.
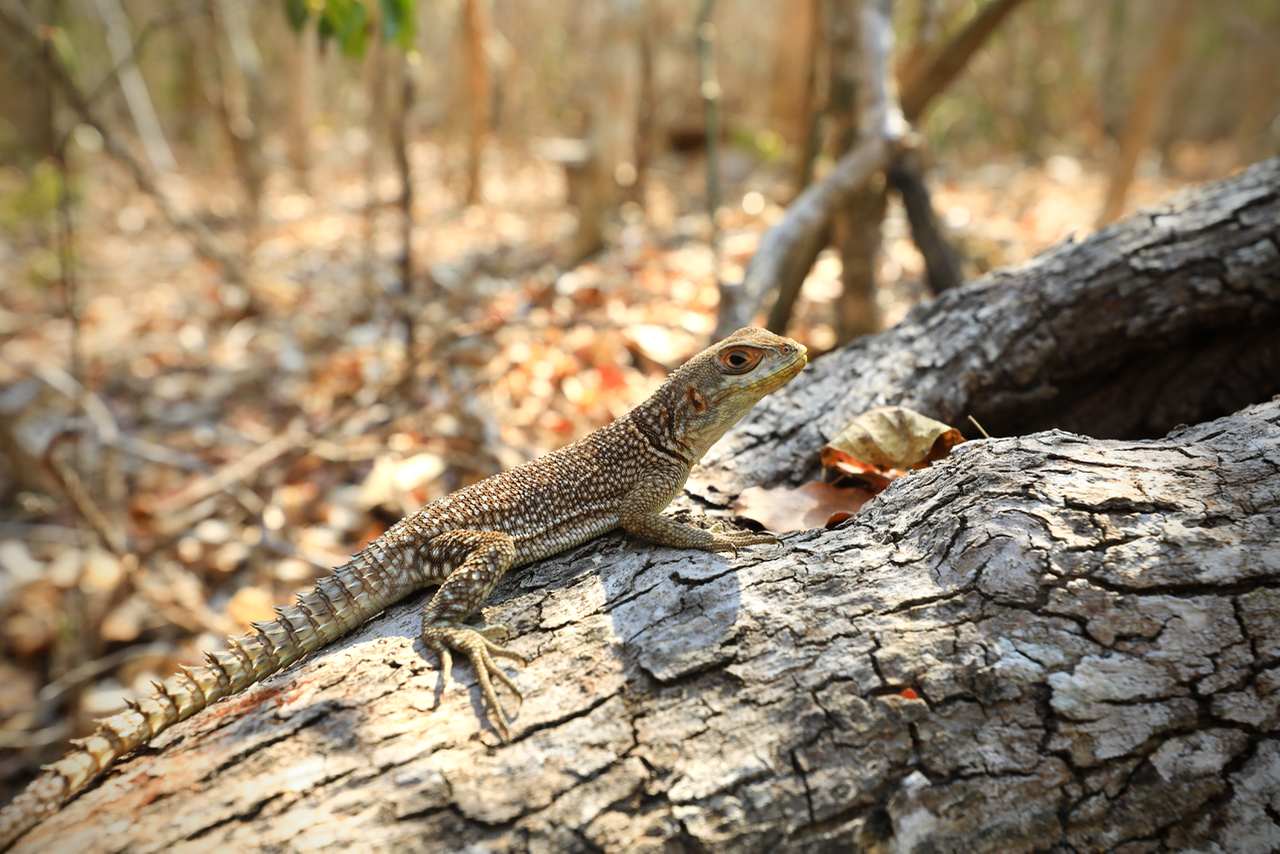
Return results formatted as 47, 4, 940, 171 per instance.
422, 623, 526, 740
708, 522, 781, 552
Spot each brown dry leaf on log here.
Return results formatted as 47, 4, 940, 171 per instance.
821, 405, 965, 485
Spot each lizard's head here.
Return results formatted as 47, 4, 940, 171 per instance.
656, 327, 807, 461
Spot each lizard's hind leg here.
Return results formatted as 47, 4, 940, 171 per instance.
419, 530, 526, 739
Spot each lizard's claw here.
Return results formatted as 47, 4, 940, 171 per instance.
422, 624, 525, 740
477, 623, 513, 641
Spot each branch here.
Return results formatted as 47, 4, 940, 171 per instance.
83, 0, 206, 108
886, 144, 964, 293
899, 0, 1032, 122
696, 156, 1280, 497
8, 158, 1280, 854
91, 0, 176, 172
17, 398, 1280, 853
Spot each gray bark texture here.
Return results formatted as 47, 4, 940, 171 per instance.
13, 159, 1280, 853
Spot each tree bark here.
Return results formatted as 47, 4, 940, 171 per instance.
826, 0, 888, 344
11, 159, 1280, 854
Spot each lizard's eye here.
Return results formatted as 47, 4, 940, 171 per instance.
719, 347, 762, 374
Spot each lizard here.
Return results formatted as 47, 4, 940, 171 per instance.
0, 326, 807, 850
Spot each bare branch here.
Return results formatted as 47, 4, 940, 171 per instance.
899, 0, 1033, 122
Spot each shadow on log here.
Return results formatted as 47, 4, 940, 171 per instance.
11, 160, 1280, 853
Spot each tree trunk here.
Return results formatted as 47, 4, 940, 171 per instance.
562, 0, 639, 267
1097, 0, 1198, 226
723, 0, 1032, 338
284, 14, 316, 193
629, 0, 654, 207
10, 159, 1280, 854
391, 49, 420, 403
697, 0, 723, 278
460, 0, 490, 206
827, 0, 887, 344
208, 0, 268, 237
717, 0, 903, 340
767, 0, 818, 148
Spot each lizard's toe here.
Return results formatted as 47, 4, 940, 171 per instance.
422, 624, 524, 740
713, 528, 780, 549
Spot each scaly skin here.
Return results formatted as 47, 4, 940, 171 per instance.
0, 327, 806, 850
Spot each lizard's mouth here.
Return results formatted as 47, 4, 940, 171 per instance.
782, 344, 808, 377
754, 344, 807, 395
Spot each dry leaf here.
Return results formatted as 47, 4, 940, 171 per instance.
827, 460, 896, 491
821, 406, 964, 474
733, 482, 874, 534
359, 453, 447, 513
227, 586, 276, 627
101, 594, 150, 643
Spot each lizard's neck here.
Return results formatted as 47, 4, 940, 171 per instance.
621, 382, 705, 466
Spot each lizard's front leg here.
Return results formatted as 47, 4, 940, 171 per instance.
420, 530, 525, 739
619, 472, 780, 553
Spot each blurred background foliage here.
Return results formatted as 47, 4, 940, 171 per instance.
2, 0, 1274, 171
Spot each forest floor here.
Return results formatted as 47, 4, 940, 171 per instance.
0, 136, 1192, 798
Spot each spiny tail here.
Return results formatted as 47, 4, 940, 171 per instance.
0, 542, 414, 850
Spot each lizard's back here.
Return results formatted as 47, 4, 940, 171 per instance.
403, 415, 661, 567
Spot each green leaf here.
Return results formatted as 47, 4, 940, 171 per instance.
285, 0, 310, 32
380, 0, 416, 49
317, 9, 337, 42
336, 0, 368, 57
295, 0, 413, 57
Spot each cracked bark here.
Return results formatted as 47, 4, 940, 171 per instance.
14, 160, 1280, 853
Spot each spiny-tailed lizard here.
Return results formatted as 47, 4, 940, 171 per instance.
0, 326, 806, 849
